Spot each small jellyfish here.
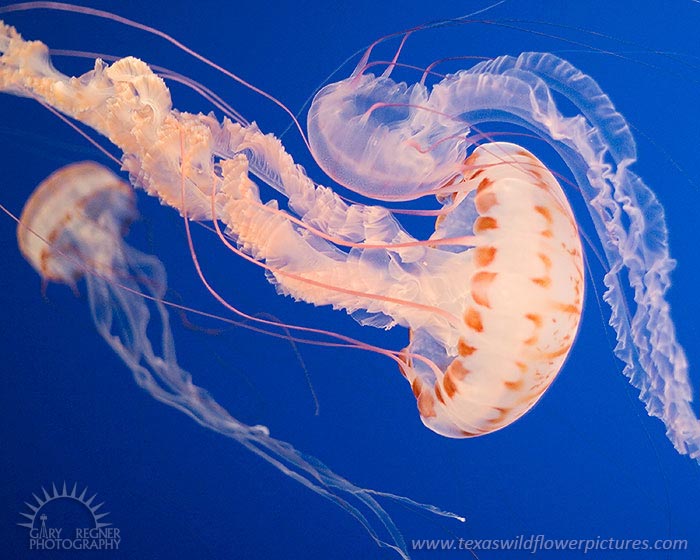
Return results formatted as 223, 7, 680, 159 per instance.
17, 161, 462, 560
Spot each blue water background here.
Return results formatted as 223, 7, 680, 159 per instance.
0, 1, 698, 558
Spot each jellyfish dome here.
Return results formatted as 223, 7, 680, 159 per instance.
403, 142, 585, 438
18, 161, 137, 283
307, 73, 470, 201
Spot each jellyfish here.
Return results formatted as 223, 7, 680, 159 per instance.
16, 160, 463, 559
0, 3, 698, 555
0, 8, 696, 463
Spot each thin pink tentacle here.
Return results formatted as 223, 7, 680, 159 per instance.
0, 2, 310, 150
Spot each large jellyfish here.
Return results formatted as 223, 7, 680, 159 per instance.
0, 1, 697, 557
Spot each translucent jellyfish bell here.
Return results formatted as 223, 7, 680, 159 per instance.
18, 161, 137, 285
307, 72, 470, 201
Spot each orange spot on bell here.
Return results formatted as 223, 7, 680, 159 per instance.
417, 391, 437, 418
470, 168, 485, 180
475, 246, 497, 267
411, 378, 422, 398
535, 205, 553, 224
525, 313, 543, 328
531, 276, 551, 288
541, 229, 554, 238
464, 307, 484, 332
443, 372, 458, 398
505, 378, 525, 391
447, 360, 470, 380
475, 216, 498, 233
475, 191, 498, 213
471, 271, 497, 308
47, 226, 61, 244
458, 339, 477, 357
538, 252, 552, 269
554, 302, 580, 314
476, 177, 494, 194
515, 361, 528, 373
434, 383, 446, 404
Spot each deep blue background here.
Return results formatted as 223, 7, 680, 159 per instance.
1, 1, 699, 558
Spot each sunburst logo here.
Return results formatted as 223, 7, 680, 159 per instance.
17, 482, 121, 551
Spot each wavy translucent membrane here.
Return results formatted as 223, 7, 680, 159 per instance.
0, 4, 697, 553
307, 43, 697, 452
16, 161, 463, 559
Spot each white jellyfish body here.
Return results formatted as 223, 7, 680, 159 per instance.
400, 143, 584, 438
307, 73, 470, 201
18, 162, 137, 283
